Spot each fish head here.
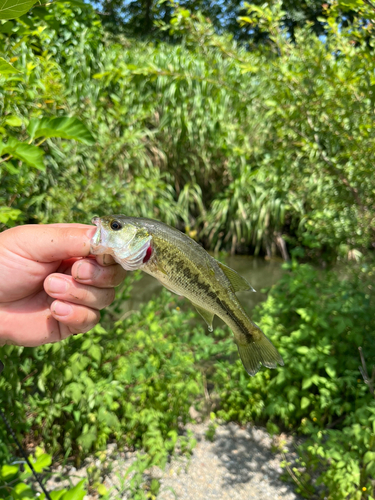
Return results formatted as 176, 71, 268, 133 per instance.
90, 215, 152, 270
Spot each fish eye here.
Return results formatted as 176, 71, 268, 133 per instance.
110, 220, 122, 231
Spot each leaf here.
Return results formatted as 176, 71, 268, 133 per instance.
66, 382, 83, 403
325, 365, 336, 378
301, 396, 310, 409
364, 451, 375, 464
81, 339, 92, 350
61, 0, 87, 5
0, 464, 18, 480
14, 482, 34, 498
25, 453, 52, 474
77, 428, 97, 451
2, 161, 18, 174
296, 346, 309, 355
0, 207, 22, 224
0, 20, 14, 32
338, 0, 364, 9
5, 115, 23, 126
0, 56, 21, 74
0, 0, 37, 20
27, 117, 95, 145
2, 137, 45, 170
14, 143, 45, 170
50, 490, 68, 500
33, 453, 52, 472
61, 480, 86, 500
88, 344, 101, 362
96, 484, 107, 496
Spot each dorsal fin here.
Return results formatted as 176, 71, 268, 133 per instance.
217, 261, 255, 293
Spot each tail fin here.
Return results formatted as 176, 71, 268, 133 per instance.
236, 330, 284, 376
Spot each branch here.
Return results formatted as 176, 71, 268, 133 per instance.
363, 0, 375, 12
0, 155, 12, 164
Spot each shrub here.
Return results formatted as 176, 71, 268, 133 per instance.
0, 448, 87, 500
208, 262, 375, 499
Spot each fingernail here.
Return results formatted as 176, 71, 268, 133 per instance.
77, 261, 99, 280
49, 277, 69, 294
53, 301, 73, 317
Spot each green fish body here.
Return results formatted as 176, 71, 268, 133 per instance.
90, 215, 284, 376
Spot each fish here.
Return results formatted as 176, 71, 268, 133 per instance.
90, 215, 284, 376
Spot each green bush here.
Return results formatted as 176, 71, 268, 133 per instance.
0, 276, 207, 498
212, 262, 374, 428
207, 262, 375, 499
0, 278, 200, 465
299, 403, 375, 499
1, 261, 374, 499
0, 448, 87, 500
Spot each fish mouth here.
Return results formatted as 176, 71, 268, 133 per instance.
90, 216, 102, 251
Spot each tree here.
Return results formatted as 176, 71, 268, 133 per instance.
95, 0, 347, 41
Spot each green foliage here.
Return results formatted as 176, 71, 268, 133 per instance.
0, 277, 200, 496
210, 263, 374, 428
299, 404, 375, 499
27, 117, 95, 145
209, 262, 375, 498
1, 262, 374, 499
94, 0, 351, 42
2, 1, 375, 257
0, 57, 20, 74
0, 448, 87, 500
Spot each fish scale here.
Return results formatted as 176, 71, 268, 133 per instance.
90, 215, 284, 376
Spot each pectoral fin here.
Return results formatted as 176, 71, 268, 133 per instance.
217, 261, 255, 293
192, 303, 214, 332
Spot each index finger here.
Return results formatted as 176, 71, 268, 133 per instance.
3, 224, 96, 263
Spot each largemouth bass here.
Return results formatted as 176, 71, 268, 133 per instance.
90, 215, 284, 376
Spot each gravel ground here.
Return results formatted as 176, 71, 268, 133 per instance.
156, 423, 302, 500
46, 422, 302, 500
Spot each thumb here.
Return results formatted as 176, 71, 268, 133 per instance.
3, 223, 96, 263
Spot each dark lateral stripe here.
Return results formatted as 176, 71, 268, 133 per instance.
161, 252, 252, 339
218, 297, 254, 343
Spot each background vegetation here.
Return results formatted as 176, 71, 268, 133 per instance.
1, 0, 375, 499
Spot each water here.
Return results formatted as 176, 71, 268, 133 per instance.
121, 256, 284, 318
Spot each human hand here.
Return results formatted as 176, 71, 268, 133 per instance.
0, 223, 126, 346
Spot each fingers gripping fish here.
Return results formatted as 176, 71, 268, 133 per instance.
90, 215, 284, 376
